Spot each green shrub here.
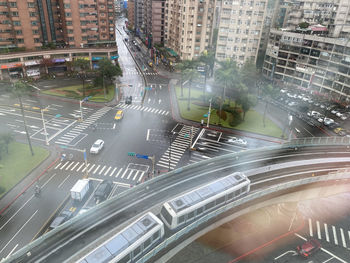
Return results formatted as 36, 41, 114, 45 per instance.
216, 110, 227, 121
228, 109, 243, 127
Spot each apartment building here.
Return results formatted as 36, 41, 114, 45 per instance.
165, 0, 216, 60
134, 0, 144, 36
262, 29, 350, 101
143, 0, 166, 45
215, 0, 268, 66
128, 0, 135, 29
0, 0, 116, 51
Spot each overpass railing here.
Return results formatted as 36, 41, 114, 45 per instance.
139, 169, 350, 263
284, 136, 350, 146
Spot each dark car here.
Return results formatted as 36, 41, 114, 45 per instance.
49, 210, 73, 230
297, 239, 321, 258
125, 95, 132, 105
94, 180, 113, 203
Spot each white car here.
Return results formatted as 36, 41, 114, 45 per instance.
323, 118, 334, 126
227, 137, 248, 146
90, 139, 104, 154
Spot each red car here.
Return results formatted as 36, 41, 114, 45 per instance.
297, 239, 321, 258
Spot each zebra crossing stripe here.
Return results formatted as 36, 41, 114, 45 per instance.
109, 167, 117, 177
324, 223, 330, 242
54, 163, 62, 169
93, 165, 100, 174
104, 166, 112, 176
71, 162, 80, 171
65, 161, 75, 170
340, 228, 346, 248
121, 169, 128, 178
137, 172, 144, 182
150, 108, 155, 113
127, 170, 133, 179
82, 163, 90, 172
76, 163, 85, 172
116, 168, 123, 177
99, 165, 107, 175
316, 221, 321, 239
309, 218, 313, 237
156, 162, 172, 168
332, 226, 338, 245
88, 164, 95, 173
132, 170, 139, 181
165, 111, 169, 115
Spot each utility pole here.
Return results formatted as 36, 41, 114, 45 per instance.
40, 106, 50, 146
207, 98, 212, 128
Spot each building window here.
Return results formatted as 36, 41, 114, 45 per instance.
34, 38, 41, 43
68, 37, 74, 41
9, 2, 17, 7
13, 21, 21, 26
32, 29, 39, 34
30, 12, 36, 17
17, 38, 24, 43
66, 21, 72, 25
15, 30, 22, 35
66, 13, 71, 17
11, 12, 19, 17
64, 4, 71, 8
31, 21, 37, 26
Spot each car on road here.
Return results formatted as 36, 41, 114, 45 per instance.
90, 139, 104, 154
296, 239, 321, 258
49, 210, 73, 230
328, 122, 340, 129
323, 117, 334, 126
227, 137, 248, 146
94, 180, 113, 203
115, 109, 124, 120
125, 95, 132, 105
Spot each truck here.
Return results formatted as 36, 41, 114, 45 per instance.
70, 179, 90, 202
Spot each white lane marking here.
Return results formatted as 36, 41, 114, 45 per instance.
340, 228, 346, 248
146, 129, 150, 141
93, 164, 100, 174
332, 225, 338, 245
109, 167, 117, 177
60, 162, 69, 170
0, 210, 38, 254
76, 163, 85, 172
309, 218, 313, 237
325, 223, 330, 242
115, 168, 123, 177
88, 164, 95, 173
113, 123, 116, 129
71, 162, 80, 171
5, 243, 18, 260
99, 165, 106, 175
58, 174, 71, 188
132, 170, 139, 181
82, 163, 90, 172
104, 166, 112, 176
121, 168, 128, 178
126, 170, 134, 180
65, 161, 75, 171
316, 220, 321, 239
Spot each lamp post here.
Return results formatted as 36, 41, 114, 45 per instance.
168, 131, 176, 171
207, 98, 212, 128
40, 106, 50, 145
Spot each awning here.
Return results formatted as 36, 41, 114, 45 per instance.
165, 47, 178, 57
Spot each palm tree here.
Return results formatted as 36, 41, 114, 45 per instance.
175, 59, 197, 97
73, 58, 91, 98
240, 58, 259, 93
183, 68, 200, 111
198, 50, 215, 100
3, 80, 34, 155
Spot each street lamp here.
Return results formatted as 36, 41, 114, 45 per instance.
207, 98, 212, 128
168, 131, 176, 171
79, 96, 91, 121
40, 106, 50, 146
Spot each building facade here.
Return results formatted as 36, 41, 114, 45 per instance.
215, 0, 268, 66
127, 0, 135, 29
262, 29, 350, 101
143, 0, 166, 45
165, 0, 216, 60
0, 0, 116, 52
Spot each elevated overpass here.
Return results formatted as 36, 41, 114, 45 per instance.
4, 137, 350, 263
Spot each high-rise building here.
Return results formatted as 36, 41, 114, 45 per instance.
128, 0, 135, 29
165, 0, 216, 60
135, 0, 145, 37
143, 0, 166, 46
0, 0, 116, 52
215, 0, 268, 66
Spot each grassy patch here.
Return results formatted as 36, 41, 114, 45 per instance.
175, 86, 283, 137
0, 142, 49, 198
42, 84, 115, 102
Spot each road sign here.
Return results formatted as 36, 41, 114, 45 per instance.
59, 145, 67, 149
136, 154, 149, 159
128, 152, 136, 156
145, 86, 152, 91
184, 134, 189, 138
84, 151, 87, 161
203, 114, 208, 118
55, 114, 62, 118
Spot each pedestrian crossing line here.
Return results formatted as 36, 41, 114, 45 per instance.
135, 105, 141, 110
109, 167, 117, 177
348, 231, 350, 244
104, 166, 112, 176
76, 163, 85, 172
71, 162, 80, 171
137, 172, 145, 182
150, 109, 155, 113
340, 228, 346, 248
93, 164, 101, 174
88, 164, 95, 173
157, 160, 176, 167
82, 163, 90, 173
156, 162, 173, 168
65, 161, 75, 171
99, 165, 107, 175
116, 168, 123, 178
132, 170, 139, 181
316, 221, 321, 239
60, 162, 69, 170
309, 218, 313, 237
127, 170, 134, 180
63, 134, 76, 138
121, 169, 128, 179
333, 226, 338, 245
54, 163, 62, 169
324, 223, 330, 242
160, 157, 179, 164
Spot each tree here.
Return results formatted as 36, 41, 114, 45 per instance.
2, 80, 34, 155
175, 59, 198, 97
183, 68, 200, 111
96, 58, 123, 99
73, 58, 91, 98
0, 133, 14, 154
240, 59, 259, 93
198, 50, 216, 99
262, 84, 275, 127
237, 94, 257, 120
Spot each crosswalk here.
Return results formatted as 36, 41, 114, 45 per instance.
187, 152, 211, 164
54, 161, 147, 183
55, 107, 111, 146
156, 125, 200, 169
124, 71, 158, 76
307, 218, 350, 248
116, 103, 170, 116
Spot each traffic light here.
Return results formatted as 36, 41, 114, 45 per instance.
128, 152, 136, 156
